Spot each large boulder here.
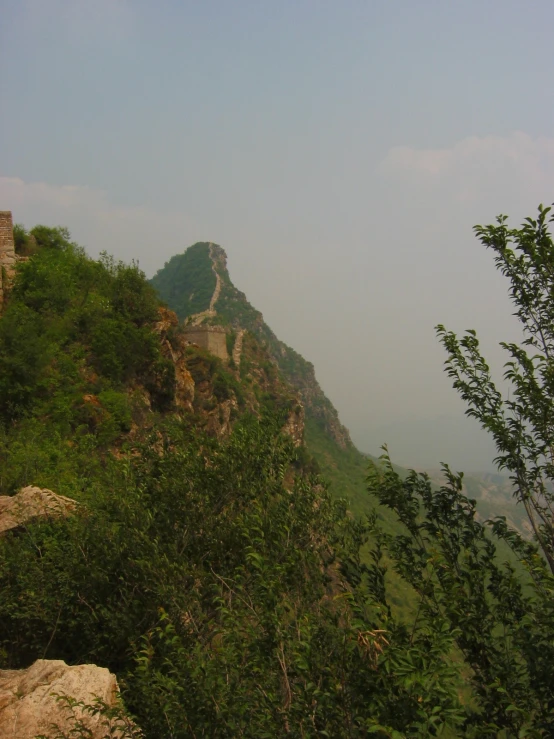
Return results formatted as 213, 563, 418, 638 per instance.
0, 486, 77, 535
0, 659, 127, 738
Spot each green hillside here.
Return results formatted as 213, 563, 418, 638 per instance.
150, 242, 216, 319
1, 225, 553, 737
0, 227, 470, 735
150, 239, 534, 578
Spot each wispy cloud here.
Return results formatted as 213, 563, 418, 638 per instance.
379, 132, 554, 206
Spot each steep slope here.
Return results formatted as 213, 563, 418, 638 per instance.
0, 226, 365, 733
151, 243, 529, 614
0, 228, 304, 494
151, 243, 405, 529
152, 243, 352, 449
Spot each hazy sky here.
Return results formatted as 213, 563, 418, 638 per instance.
2, 0, 554, 471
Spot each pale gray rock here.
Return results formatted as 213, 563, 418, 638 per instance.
0, 486, 77, 535
0, 659, 122, 738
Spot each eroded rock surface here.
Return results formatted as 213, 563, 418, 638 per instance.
0, 659, 119, 738
283, 402, 305, 448
154, 307, 195, 411
0, 486, 77, 535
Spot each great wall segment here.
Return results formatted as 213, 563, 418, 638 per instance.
0, 211, 16, 310
181, 242, 235, 363
182, 324, 228, 361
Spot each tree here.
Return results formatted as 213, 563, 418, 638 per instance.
437, 204, 554, 573
367, 450, 554, 737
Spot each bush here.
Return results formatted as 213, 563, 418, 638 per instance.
143, 357, 176, 412
0, 304, 52, 418
225, 330, 236, 357
30, 225, 73, 250
12, 224, 38, 256
90, 319, 158, 385
97, 390, 132, 442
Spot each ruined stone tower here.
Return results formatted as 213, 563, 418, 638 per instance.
183, 324, 228, 361
0, 211, 16, 310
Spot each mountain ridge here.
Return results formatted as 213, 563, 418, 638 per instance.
151, 242, 352, 449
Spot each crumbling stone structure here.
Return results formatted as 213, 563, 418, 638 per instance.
183, 325, 228, 361
0, 211, 16, 310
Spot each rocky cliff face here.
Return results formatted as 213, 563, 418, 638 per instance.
151, 243, 352, 449
152, 306, 303, 444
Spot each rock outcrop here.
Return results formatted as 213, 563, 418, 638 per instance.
283, 403, 305, 448
0, 659, 125, 739
154, 307, 195, 412
0, 486, 77, 535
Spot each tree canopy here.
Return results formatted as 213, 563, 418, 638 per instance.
438, 204, 554, 574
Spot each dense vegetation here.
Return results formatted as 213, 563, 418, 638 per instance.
0, 229, 467, 736
1, 218, 554, 737
0, 226, 174, 492
150, 242, 216, 319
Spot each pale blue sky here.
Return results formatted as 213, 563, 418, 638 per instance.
2, 0, 554, 470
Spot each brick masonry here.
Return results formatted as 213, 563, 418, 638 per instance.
0, 211, 16, 310
183, 325, 228, 361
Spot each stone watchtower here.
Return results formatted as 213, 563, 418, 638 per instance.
0, 211, 16, 310
183, 324, 228, 361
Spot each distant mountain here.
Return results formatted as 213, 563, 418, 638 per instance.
152, 243, 352, 449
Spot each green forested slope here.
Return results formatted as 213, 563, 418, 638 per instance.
0, 228, 465, 736
150, 242, 216, 319
1, 226, 553, 737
